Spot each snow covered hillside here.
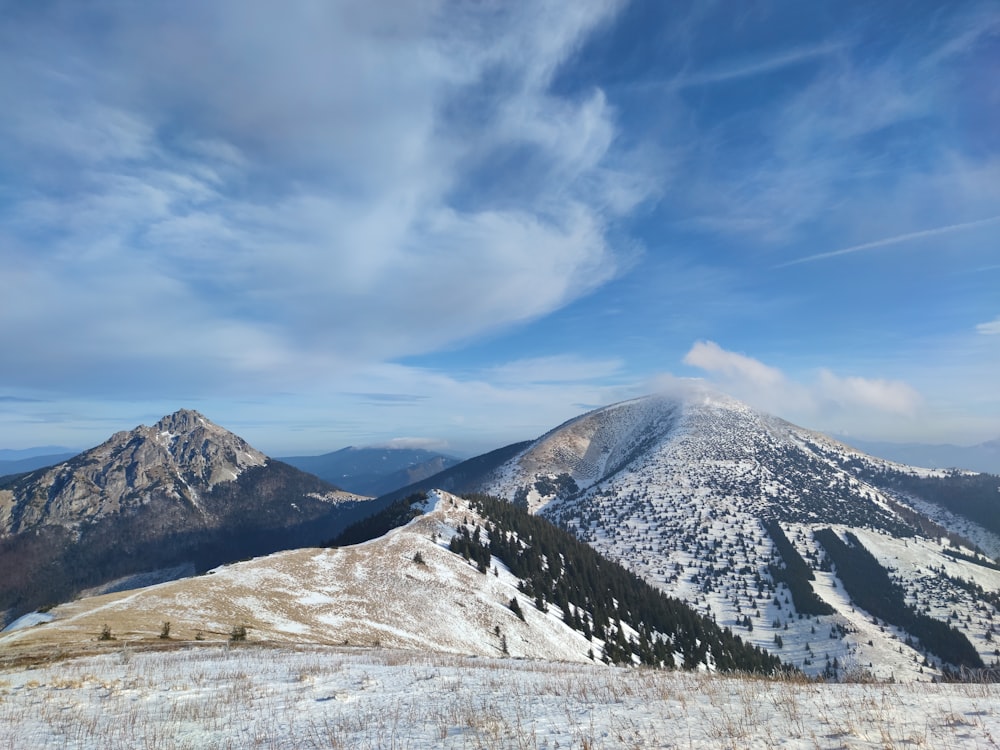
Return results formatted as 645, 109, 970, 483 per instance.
1, 645, 997, 749
0, 492, 596, 664
472, 390, 1000, 680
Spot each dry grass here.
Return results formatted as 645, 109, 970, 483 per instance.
0, 644, 998, 749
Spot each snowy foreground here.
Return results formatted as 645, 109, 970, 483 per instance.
1, 644, 997, 749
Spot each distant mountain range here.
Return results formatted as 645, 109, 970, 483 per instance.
0, 409, 371, 628
835, 435, 1000, 476
279, 446, 460, 496
0, 450, 79, 477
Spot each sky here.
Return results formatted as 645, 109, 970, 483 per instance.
1, 0, 998, 457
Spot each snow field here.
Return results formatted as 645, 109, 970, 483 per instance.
1, 644, 997, 749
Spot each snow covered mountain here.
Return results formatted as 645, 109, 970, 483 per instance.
455, 389, 1000, 680
4, 396, 998, 682
0, 410, 371, 628
1, 494, 997, 748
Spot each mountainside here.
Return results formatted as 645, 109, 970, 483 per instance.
280, 446, 460, 496
0, 490, 778, 675
0, 410, 371, 627
437, 390, 1000, 680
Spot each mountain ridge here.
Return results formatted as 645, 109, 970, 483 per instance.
0, 489, 782, 675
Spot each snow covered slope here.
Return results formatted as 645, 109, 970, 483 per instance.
0, 492, 595, 664
2, 646, 997, 749
471, 389, 1000, 680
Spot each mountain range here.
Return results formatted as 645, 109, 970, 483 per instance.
0, 449, 79, 478
279, 446, 460, 497
3, 393, 999, 682
836, 435, 1000, 476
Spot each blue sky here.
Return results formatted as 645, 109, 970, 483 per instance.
1, 0, 998, 456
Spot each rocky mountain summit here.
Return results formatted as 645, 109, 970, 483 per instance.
0, 409, 267, 534
0, 410, 369, 627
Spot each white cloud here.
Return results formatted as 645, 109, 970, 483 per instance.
0, 1, 647, 398
367, 437, 453, 453
683, 341, 784, 389
682, 341, 923, 429
976, 317, 1000, 335
815, 370, 921, 416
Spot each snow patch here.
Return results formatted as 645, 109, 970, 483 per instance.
1, 610, 54, 632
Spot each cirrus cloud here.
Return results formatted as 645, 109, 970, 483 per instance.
0, 0, 641, 398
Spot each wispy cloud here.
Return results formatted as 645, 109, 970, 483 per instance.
677, 42, 844, 88
486, 355, 623, 384
0, 1, 644, 399
347, 393, 429, 405
368, 437, 452, 452
778, 215, 1000, 267
976, 317, 1000, 335
663, 5, 1000, 252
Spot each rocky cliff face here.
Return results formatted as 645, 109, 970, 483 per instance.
0, 410, 267, 534
0, 410, 370, 627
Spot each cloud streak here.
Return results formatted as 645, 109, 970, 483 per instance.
778, 215, 1000, 267
678, 42, 844, 88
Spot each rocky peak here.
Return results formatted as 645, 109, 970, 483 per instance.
0, 410, 268, 534
154, 409, 209, 435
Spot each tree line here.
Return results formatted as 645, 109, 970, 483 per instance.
814, 528, 983, 669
